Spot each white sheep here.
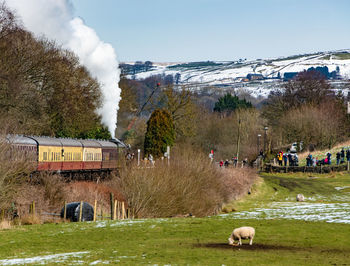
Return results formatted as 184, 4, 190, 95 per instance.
296, 194, 305, 202
228, 226, 255, 246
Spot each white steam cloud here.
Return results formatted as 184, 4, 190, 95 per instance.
6, 0, 121, 138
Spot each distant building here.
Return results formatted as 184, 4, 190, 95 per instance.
283, 72, 298, 81
246, 74, 264, 81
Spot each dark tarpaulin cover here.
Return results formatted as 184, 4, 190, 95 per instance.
60, 202, 94, 222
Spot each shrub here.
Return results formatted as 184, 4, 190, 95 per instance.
279, 102, 347, 149
116, 146, 257, 218
0, 135, 35, 211
19, 214, 42, 225
144, 109, 175, 158
0, 219, 12, 230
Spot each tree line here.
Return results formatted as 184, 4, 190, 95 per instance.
0, 2, 110, 139
118, 68, 350, 161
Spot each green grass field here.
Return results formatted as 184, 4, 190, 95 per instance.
0, 172, 349, 265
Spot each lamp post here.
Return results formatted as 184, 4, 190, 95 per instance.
263, 126, 268, 153
257, 134, 261, 154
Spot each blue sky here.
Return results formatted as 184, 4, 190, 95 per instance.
72, 0, 350, 62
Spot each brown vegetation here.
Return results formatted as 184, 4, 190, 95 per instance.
14, 177, 127, 220
116, 146, 257, 218
0, 135, 35, 212
192, 108, 264, 160
262, 70, 350, 152
279, 101, 348, 149
0, 219, 12, 230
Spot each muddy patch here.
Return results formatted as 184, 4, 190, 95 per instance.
194, 243, 307, 251
195, 243, 348, 254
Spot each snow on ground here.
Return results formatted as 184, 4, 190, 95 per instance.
89, 260, 110, 265
130, 50, 350, 98
335, 186, 350, 191
94, 218, 172, 228
0, 251, 90, 265
219, 202, 350, 224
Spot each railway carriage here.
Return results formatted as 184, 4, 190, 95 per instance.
60, 138, 83, 171
95, 140, 118, 169
80, 139, 102, 170
6, 135, 37, 163
31, 136, 63, 171
4, 135, 126, 176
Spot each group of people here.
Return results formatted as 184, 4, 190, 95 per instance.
336, 148, 350, 165
306, 147, 350, 166
277, 150, 299, 166
306, 153, 321, 166
219, 157, 248, 168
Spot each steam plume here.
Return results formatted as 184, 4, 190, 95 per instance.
6, 0, 121, 138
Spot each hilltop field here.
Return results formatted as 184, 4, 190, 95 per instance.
0, 171, 349, 265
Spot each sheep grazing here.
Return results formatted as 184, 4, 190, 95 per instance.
296, 194, 305, 202
228, 226, 255, 246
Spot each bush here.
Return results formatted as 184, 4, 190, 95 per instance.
19, 214, 42, 225
144, 109, 175, 158
0, 135, 35, 211
116, 146, 257, 218
0, 219, 12, 230
278, 102, 348, 149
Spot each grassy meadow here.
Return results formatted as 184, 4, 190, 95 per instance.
0, 172, 349, 265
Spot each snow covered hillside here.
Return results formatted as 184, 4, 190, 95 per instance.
129, 50, 350, 98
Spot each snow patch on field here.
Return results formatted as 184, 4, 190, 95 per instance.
335, 186, 350, 191
110, 220, 145, 227
0, 251, 90, 265
94, 218, 171, 229
220, 202, 350, 224
90, 260, 110, 265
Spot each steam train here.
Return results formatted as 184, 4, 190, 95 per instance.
6, 135, 127, 176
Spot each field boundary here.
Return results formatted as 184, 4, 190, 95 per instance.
264, 162, 350, 173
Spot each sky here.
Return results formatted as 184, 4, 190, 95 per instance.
28, 0, 350, 62
71, 0, 350, 62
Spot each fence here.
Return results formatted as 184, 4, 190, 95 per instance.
2, 193, 132, 223
264, 161, 350, 174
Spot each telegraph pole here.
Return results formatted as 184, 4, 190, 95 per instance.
263, 126, 268, 154
236, 117, 241, 161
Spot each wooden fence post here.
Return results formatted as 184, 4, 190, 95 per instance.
32, 201, 35, 216
117, 201, 120, 220
79, 201, 83, 222
93, 200, 97, 222
63, 201, 67, 220
110, 193, 114, 221
122, 202, 125, 220
113, 200, 117, 220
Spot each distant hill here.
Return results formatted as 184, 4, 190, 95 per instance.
125, 50, 350, 98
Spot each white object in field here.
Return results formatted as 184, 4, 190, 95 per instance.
296, 194, 305, 202
228, 226, 255, 246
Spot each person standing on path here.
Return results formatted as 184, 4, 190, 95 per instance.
336, 152, 341, 165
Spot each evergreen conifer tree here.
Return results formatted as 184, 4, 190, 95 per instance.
144, 109, 175, 158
